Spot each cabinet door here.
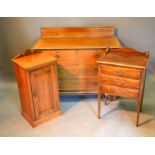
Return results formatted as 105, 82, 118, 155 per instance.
30, 64, 59, 120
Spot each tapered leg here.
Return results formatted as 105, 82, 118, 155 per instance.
98, 89, 101, 119
104, 93, 108, 105
140, 101, 143, 112
136, 102, 141, 127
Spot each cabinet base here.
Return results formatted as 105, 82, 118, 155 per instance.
21, 111, 61, 128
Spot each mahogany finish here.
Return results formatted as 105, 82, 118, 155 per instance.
33, 26, 121, 94
12, 50, 61, 127
97, 48, 149, 127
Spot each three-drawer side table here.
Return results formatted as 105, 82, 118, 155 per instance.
12, 50, 61, 127
97, 48, 149, 127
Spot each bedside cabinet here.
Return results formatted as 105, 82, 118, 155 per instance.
12, 50, 61, 127
97, 48, 149, 127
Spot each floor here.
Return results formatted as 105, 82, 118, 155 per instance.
0, 73, 155, 137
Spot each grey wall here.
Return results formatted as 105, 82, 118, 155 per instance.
0, 17, 155, 77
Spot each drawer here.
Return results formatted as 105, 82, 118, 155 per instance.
100, 65, 141, 79
58, 77, 98, 91
57, 64, 78, 77
99, 75, 140, 89
77, 64, 98, 76
77, 50, 103, 64
100, 85, 139, 99
54, 50, 77, 64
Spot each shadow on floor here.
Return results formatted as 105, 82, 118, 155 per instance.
60, 95, 97, 114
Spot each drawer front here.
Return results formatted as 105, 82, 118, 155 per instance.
57, 64, 78, 78
59, 78, 98, 91
77, 50, 103, 64
100, 85, 139, 99
56, 50, 77, 64
99, 75, 140, 89
57, 64, 98, 78
100, 65, 141, 79
77, 64, 98, 76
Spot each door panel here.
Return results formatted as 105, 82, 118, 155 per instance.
30, 65, 57, 120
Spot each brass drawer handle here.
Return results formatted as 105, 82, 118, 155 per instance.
55, 54, 60, 59
114, 88, 118, 93
115, 70, 126, 76
95, 54, 100, 58
94, 82, 98, 85
122, 89, 126, 93
94, 67, 98, 72
114, 79, 118, 83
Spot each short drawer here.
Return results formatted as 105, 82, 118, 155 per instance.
100, 65, 141, 79
99, 75, 140, 89
100, 85, 139, 99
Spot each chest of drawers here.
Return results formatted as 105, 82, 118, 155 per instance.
32, 26, 121, 94
97, 48, 149, 126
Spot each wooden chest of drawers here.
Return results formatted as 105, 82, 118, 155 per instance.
32, 26, 121, 94
97, 48, 149, 126
12, 50, 61, 127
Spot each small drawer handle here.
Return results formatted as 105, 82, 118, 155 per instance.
114, 88, 118, 93
122, 89, 126, 93
94, 67, 98, 72
94, 82, 98, 85
95, 54, 100, 58
115, 70, 126, 76
55, 54, 60, 59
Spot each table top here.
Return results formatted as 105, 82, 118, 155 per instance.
97, 48, 149, 69
12, 50, 57, 69
32, 37, 121, 50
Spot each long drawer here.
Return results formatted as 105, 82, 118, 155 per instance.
100, 85, 139, 99
57, 64, 98, 77
100, 65, 141, 79
58, 77, 98, 91
99, 75, 140, 89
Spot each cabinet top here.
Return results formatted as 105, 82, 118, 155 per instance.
97, 48, 149, 69
32, 26, 121, 49
12, 50, 57, 69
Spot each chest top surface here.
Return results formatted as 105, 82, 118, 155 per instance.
12, 50, 57, 70
32, 26, 121, 50
97, 48, 149, 69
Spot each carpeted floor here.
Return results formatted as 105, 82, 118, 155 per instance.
0, 74, 155, 137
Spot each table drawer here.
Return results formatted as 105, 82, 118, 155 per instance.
100, 85, 139, 99
100, 65, 141, 79
99, 75, 140, 89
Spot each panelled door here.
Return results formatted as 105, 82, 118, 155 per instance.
30, 64, 59, 120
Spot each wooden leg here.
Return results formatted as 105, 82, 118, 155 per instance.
140, 101, 143, 112
136, 102, 141, 127
98, 90, 101, 119
104, 93, 108, 105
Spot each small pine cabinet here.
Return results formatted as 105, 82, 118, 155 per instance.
12, 50, 61, 127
